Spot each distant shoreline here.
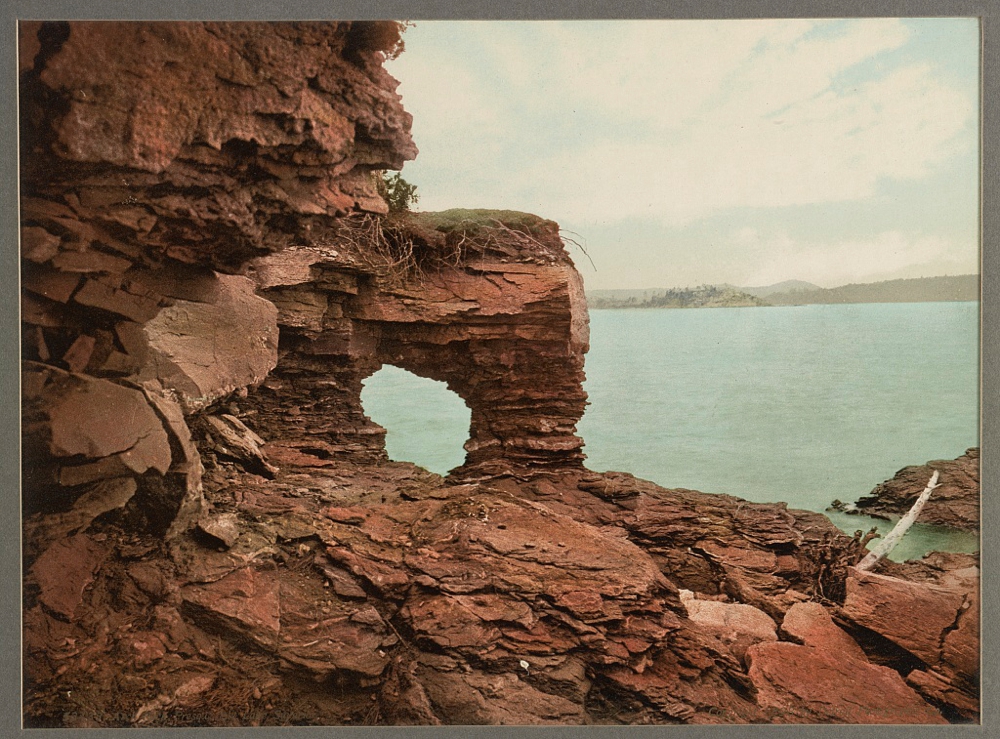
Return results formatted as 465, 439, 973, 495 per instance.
586, 274, 979, 309
587, 299, 980, 311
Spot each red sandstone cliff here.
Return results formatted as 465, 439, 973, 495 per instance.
20, 21, 977, 726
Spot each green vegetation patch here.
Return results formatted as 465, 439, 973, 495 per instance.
407, 209, 557, 237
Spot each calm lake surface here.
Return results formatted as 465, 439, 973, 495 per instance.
362, 301, 980, 561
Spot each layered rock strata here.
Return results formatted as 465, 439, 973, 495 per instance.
21, 19, 416, 541
20, 20, 977, 727
27, 456, 955, 726
852, 448, 980, 532
244, 209, 589, 475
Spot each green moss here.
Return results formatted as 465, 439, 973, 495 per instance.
407, 208, 555, 236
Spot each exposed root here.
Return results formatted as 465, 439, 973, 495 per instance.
807, 527, 880, 603
322, 212, 569, 287
559, 229, 597, 272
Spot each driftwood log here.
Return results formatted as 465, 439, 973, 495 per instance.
856, 470, 939, 571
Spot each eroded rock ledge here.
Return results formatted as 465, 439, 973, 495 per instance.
20, 21, 978, 726
244, 208, 589, 475
851, 448, 980, 532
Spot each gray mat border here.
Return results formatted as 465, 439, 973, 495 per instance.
2, 1, 995, 737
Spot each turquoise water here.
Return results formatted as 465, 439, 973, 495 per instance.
362, 302, 980, 560
362, 365, 472, 475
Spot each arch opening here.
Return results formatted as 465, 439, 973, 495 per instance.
361, 364, 472, 476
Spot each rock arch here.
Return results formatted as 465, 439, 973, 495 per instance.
247, 211, 591, 479
19, 22, 975, 727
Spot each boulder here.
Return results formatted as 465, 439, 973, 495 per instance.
144, 274, 279, 413
678, 589, 777, 660
35, 369, 172, 479
843, 566, 978, 676
48, 379, 167, 467
746, 641, 945, 724
779, 601, 867, 662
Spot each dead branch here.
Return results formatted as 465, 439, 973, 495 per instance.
855, 470, 939, 571
559, 229, 597, 271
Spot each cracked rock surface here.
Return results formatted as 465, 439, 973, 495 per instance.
852, 448, 979, 532
21, 20, 977, 727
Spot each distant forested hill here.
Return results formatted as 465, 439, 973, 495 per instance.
735, 280, 820, 298
587, 285, 768, 309
764, 275, 979, 305
587, 275, 979, 309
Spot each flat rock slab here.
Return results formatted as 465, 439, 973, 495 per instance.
413, 666, 586, 725
278, 616, 388, 678
145, 274, 278, 412
181, 567, 281, 648
780, 601, 867, 662
746, 641, 946, 724
277, 576, 390, 678
30, 534, 109, 620
679, 589, 777, 659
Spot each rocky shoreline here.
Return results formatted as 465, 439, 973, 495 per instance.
24, 453, 979, 725
850, 448, 980, 533
20, 21, 979, 726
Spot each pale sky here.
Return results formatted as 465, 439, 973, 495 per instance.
386, 19, 980, 290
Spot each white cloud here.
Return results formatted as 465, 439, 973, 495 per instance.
509, 38, 972, 225
388, 19, 976, 226
731, 230, 978, 287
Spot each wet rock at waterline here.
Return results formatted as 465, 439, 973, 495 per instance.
850, 448, 979, 532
